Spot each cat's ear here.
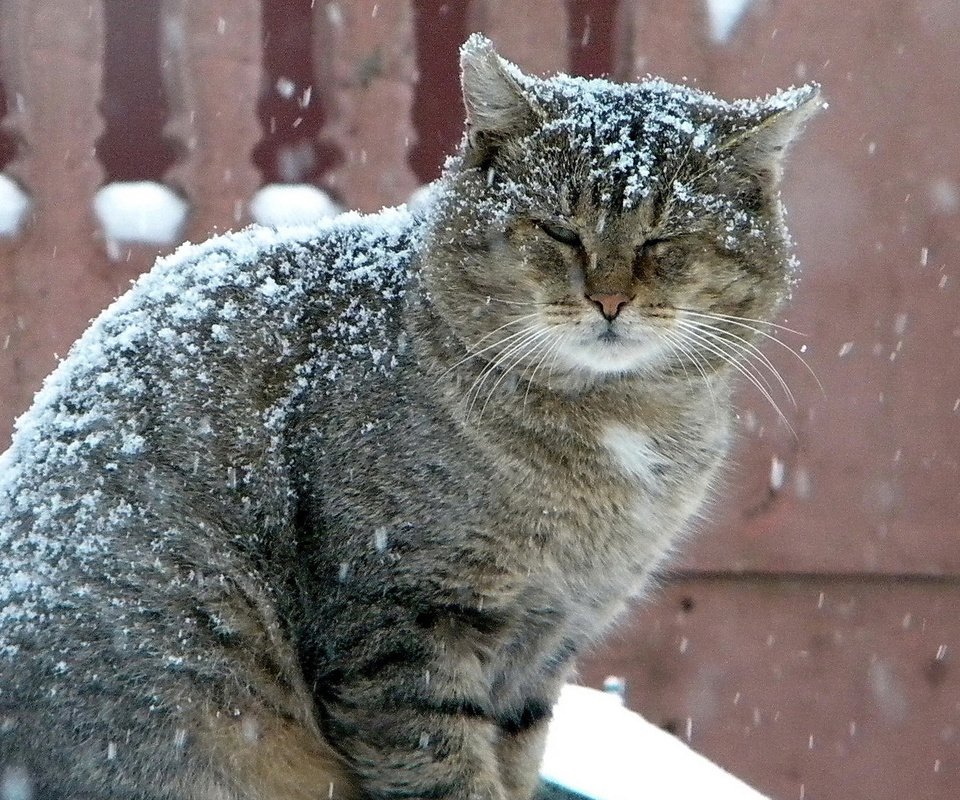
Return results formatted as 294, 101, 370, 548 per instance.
719, 85, 824, 185
459, 34, 540, 166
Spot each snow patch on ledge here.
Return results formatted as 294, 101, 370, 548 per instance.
0, 175, 31, 237
94, 181, 189, 255
408, 183, 441, 215
541, 685, 770, 800
704, 0, 755, 43
249, 183, 341, 228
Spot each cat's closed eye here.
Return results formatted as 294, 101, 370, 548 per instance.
537, 220, 583, 248
643, 237, 672, 255
633, 238, 672, 279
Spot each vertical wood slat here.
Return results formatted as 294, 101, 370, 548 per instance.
614, 0, 707, 82
313, 0, 418, 212
467, 0, 570, 75
0, 0, 108, 442
160, 0, 263, 241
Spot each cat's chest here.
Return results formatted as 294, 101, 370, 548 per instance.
496, 421, 721, 587
476, 428, 705, 688
518, 422, 706, 522
596, 423, 717, 520
596, 422, 724, 542
599, 425, 677, 496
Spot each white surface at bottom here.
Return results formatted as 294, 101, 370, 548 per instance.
541, 685, 770, 800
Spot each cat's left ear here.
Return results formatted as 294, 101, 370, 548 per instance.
459, 34, 541, 166
719, 85, 824, 185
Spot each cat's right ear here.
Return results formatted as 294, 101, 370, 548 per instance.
459, 34, 540, 167
718, 85, 824, 187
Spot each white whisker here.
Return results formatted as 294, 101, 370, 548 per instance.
545, 328, 575, 390
675, 318, 797, 408
464, 326, 545, 421
655, 328, 720, 421
462, 326, 541, 412
484, 296, 553, 307
522, 324, 569, 408
437, 314, 541, 380
676, 307, 806, 336
670, 325, 796, 438
477, 328, 555, 421
675, 307, 823, 394
675, 321, 776, 398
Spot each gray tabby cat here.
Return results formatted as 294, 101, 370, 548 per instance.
0, 34, 819, 800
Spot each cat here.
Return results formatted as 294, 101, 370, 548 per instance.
0, 33, 819, 800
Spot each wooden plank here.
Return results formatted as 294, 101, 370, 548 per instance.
408, 0, 470, 184
160, 0, 264, 240
567, 0, 617, 77
613, 0, 707, 82
579, 578, 960, 800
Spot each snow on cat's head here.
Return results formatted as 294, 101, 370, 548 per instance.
421, 35, 821, 385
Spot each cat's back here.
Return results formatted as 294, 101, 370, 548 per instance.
0, 207, 414, 683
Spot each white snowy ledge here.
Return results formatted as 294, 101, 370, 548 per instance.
0, 174, 32, 237
94, 181, 190, 257
249, 183, 341, 228
541, 685, 769, 800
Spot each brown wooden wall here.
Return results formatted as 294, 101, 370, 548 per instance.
0, 2, 957, 798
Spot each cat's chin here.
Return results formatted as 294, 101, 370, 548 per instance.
555, 335, 665, 377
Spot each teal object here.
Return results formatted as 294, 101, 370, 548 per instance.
537, 780, 593, 800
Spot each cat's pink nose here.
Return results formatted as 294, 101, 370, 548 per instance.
587, 292, 630, 321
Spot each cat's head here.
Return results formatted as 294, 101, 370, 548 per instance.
421, 34, 821, 387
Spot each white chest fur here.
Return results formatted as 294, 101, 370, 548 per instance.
598, 423, 714, 586
600, 425, 673, 493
